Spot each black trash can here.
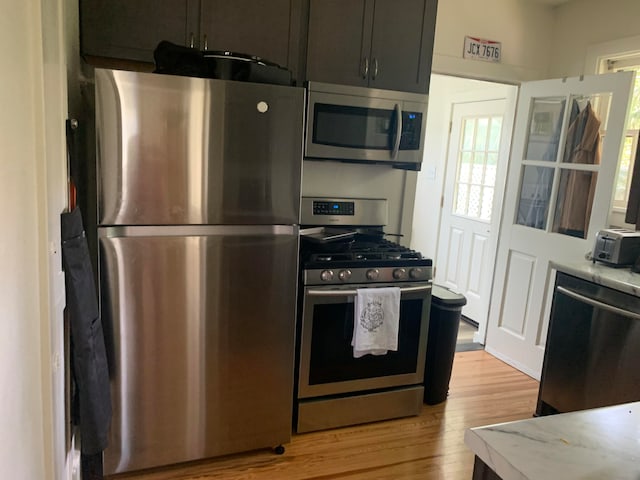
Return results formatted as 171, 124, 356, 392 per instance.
424, 285, 467, 405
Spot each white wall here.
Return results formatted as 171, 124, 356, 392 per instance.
43, 0, 74, 478
551, 0, 640, 77
1, 1, 48, 478
432, 0, 555, 83
0, 0, 68, 479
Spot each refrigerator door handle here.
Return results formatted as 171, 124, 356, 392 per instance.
99, 225, 299, 238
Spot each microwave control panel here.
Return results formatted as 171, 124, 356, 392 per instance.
400, 112, 422, 150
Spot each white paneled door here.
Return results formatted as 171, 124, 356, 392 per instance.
436, 99, 513, 341
485, 72, 635, 379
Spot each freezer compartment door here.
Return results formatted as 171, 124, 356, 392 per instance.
96, 69, 304, 226
99, 226, 299, 474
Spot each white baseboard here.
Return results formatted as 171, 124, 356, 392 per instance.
484, 346, 541, 381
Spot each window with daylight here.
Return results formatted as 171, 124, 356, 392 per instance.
608, 59, 640, 213
453, 114, 503, 221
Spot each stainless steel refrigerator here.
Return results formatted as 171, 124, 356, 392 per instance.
94, 68, 304, 475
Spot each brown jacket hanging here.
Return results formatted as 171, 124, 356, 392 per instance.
553, 101, 601, 237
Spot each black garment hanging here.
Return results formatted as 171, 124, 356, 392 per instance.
625, 141, 640, 228
61, 207, 111, 455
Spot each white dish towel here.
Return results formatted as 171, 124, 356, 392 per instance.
351, 287, 401, 358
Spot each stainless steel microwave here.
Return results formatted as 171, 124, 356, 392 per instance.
304, 82, 428, 170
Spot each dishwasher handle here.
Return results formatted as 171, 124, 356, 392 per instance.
556, 285, 640, 321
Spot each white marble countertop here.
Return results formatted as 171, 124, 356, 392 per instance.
465, 402, 640, 480
551, 259, 640, 296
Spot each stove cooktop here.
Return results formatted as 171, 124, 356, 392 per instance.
301, 235, 433, 279
299, 197, 432, 285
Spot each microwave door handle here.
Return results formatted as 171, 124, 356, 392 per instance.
307, 285, 431, 297
392, 104, 402, 159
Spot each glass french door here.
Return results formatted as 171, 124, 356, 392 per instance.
485, 72, 635, 379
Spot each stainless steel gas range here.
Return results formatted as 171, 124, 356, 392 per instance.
295, 197, 433, 433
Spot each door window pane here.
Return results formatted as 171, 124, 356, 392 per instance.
561, 93, 611, 165
475, 117, 489, 150
481, 187, 494, 220
516, 166, 555, 229
468, 185, 482, 217
525, 98, 566, 161
455, 184, 469, 215
459, 152, 472, 182
471, 153, 484, 183
486, 153, 498, 186
489, 118, 502, 150
552, 170, 598, 239
453, 115, 504, 221
462, 120, 475, 150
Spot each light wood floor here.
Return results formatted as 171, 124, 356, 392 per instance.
111, 351, 539, 480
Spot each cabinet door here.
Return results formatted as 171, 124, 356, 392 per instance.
199, 0, 293, 69
306, 0, 373, 88
80, 0, 200, 63
369, 0, 437, 93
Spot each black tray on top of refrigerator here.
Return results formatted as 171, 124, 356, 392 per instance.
153, 41, 292, 85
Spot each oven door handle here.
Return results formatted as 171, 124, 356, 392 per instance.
307, 285, 431, 297
556, 286, 640, 320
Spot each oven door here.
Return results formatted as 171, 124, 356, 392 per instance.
298, 282, 431, 399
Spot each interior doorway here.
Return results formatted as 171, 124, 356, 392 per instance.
411, 74, 518, 345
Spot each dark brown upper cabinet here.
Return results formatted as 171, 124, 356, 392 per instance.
305, 0, 438, 94
80, 0, 305, 82
199, 0, 298, 70
79, 0, 200, 64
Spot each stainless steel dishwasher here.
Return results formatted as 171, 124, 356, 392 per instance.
536, 271, 640, 416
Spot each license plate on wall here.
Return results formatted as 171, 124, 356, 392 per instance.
463, 36, 501, 63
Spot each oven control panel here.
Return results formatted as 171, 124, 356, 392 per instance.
301, 197, 387, 226
305, 266, 432, 285
313, 200, 354, 216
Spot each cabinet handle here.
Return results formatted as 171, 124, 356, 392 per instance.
203, 34, 208, 51
189, 32, 195, 48
372, 58, 379, 80
556, 286, 640, 320
362, 57, 369, 79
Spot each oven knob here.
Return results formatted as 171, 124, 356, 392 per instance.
393, 268, 407, 279
338, 269, 352, 281
409, 268, 424, 279
320, 270, 334, 282
366, 268, 380, 280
